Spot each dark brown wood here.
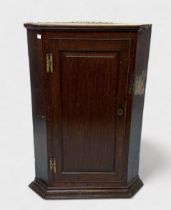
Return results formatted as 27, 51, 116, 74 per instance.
24, 22, 150, 32
26, 30, 48, 182
29, 176, 143, 199
127, 26, 152, 182
24, 22, 151, 199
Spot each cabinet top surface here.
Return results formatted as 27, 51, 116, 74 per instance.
24, 22, 151, 31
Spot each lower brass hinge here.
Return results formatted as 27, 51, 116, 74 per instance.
49, 157, 56, 174
46, 53, 53, 73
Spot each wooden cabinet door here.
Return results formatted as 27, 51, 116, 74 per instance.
46, 37, 130, 187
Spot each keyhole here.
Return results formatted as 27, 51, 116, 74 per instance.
117, 108, 124, 116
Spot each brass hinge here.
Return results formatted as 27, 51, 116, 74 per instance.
49, 157, 56, 174
46, 53, 53, 73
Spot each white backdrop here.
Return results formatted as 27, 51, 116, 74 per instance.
0, 0, 171, 209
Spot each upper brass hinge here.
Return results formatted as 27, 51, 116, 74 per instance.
46, 53, 53, 73
49, 157, 56, 174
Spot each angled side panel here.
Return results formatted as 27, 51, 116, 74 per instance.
26, 30, 48, 182
127, 26, 152, 182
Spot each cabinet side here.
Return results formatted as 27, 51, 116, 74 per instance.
26, 30, 48, 182
127, 26, 152, 182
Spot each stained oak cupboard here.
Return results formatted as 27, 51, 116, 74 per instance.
24, 22, 151, 199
